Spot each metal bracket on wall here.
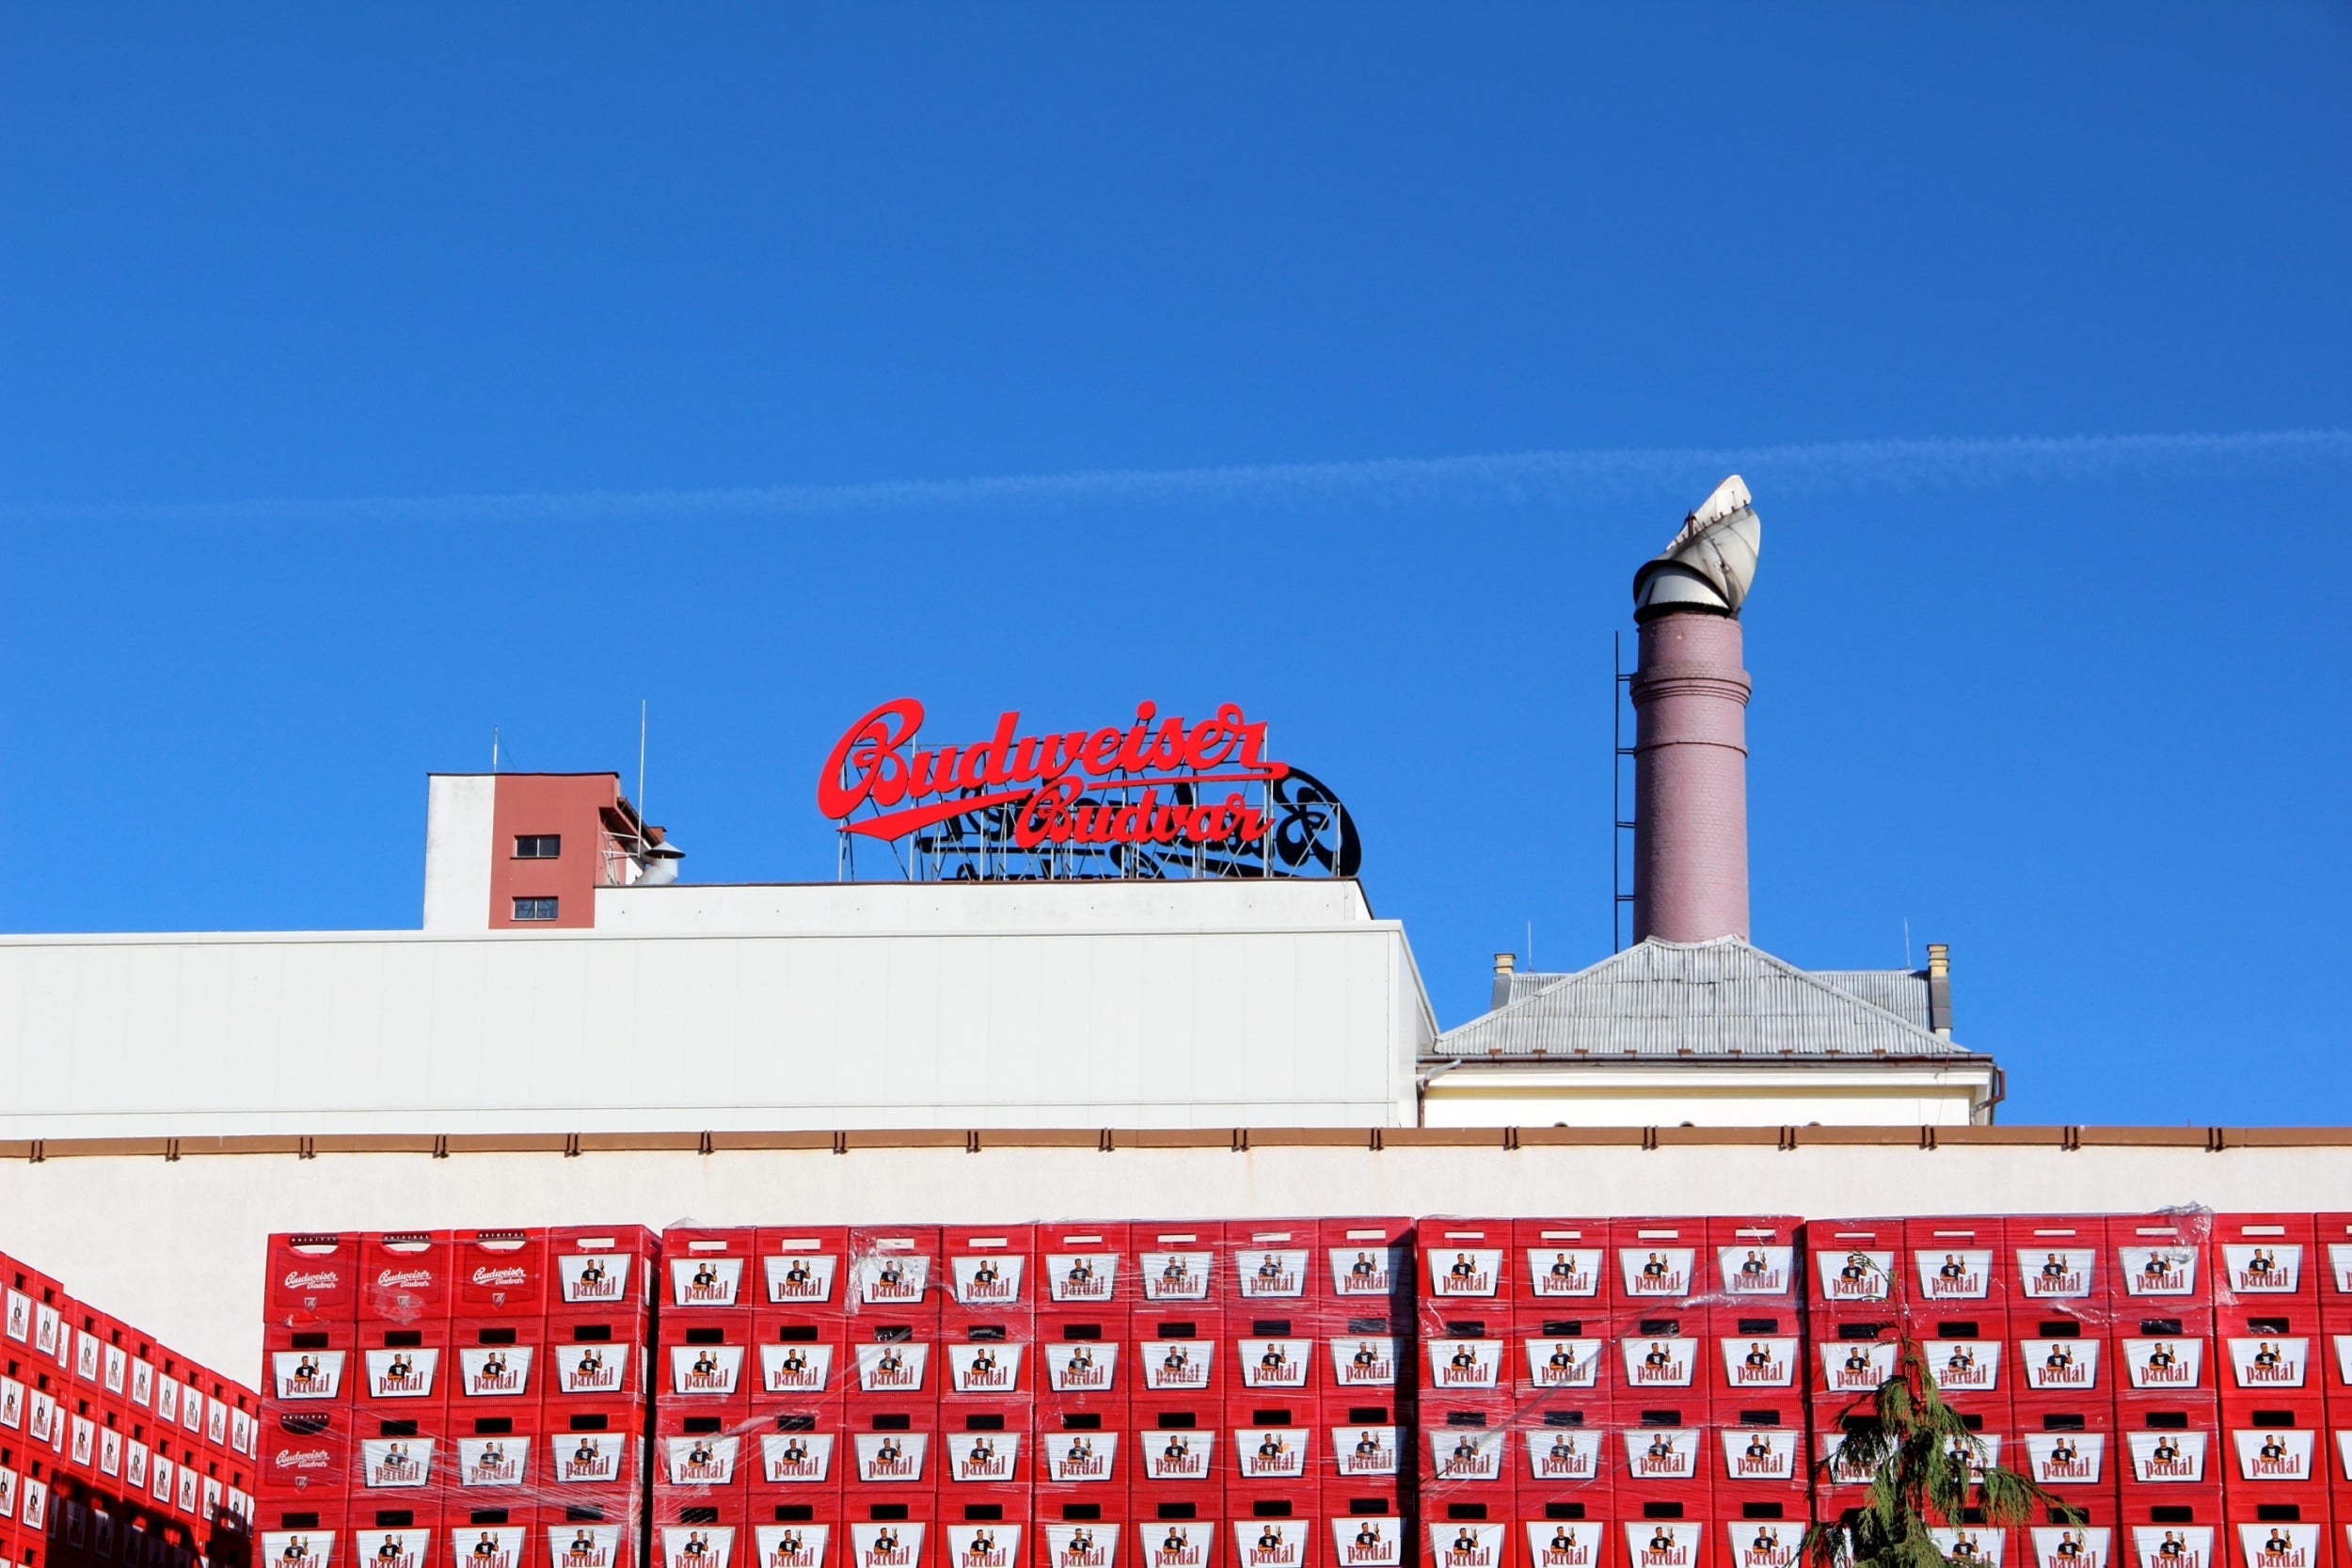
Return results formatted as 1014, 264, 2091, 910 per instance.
563, 1132, 581, 1158
832, 1131, 849, 1155
698, 1132, 714, 1156
433, 1135, 450, 1160
1640, 1126, 1661, 1150
1231, 1128, 1250, 1152
297, 1137, 315, 1160
27, 1140, 43, 1164
2205, 1126, 2228, 1153
1098, 1129, 1116, 1152
2059, 1125, 2083, 1151
163, 1138, 181, 1163
964, 1131, 981, 1153
1917, 1126, 1938, 1150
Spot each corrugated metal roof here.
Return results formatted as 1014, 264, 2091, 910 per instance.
1433, 937, 1966, 1060
1811, 969, 1930, 1030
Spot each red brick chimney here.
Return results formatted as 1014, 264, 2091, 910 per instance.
1629, 477, 1760, 944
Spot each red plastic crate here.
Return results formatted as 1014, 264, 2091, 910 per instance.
1227, 1225, 1315, 1316
656, 1408, 749, 1501
1318, 1221, 1411, 1317
361, 1234, 455, 1327
1422, 1225, 1509, 1315
545, 1316, 643, 1402
747, 1412, 843, 1497
1806, 1221, 1901, 1320
1035, 1422, 1120, 1489
2230, 1515, 2333, 1568
944, 1228, 1036, 1328
939, 1409, 1028, 1489
1910, 1218, 2010, 1328
1039, 1324, 1123, 1403
352, 1408, 449, 1512
847, 1230, 942, 1326
2113, 1218, 2213, 1314
1420, 1494, 1514, 1568
664, 1319, 754, 1416
2009, 1219, 2112, 1331
751, 1317, 846, 1409
845, 1410, 936, 1491
1511, 1224, 1607, 1330
1609, 1224, 1703, 1318
2213, 1218, 2318, 1309
453, 1319, 545, 1406
757, 1229, 849, 1318
1039, 1227, 1131, 1319
358, 1320, 452, 1411
669, 1232, 757, 1316
543, 1402, 641, 1500
450, 1404, 540, 1504
266, 1238, 362, 1330
454, 1231, 554, 1320
549, 1227, 660, 1317
2224, 1408, 2328, 1495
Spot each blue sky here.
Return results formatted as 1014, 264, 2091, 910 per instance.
3, 6, 2347, 1125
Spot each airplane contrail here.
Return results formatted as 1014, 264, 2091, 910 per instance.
8, 428, 2347, 526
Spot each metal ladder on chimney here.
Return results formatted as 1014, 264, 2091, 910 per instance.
1613, 630, 1636, 953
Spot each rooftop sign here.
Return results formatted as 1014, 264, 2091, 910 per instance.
818, 698, 1357, 880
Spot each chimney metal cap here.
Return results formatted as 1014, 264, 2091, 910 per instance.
1632, 475, 1762, 622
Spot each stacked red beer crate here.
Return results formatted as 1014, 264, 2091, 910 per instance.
1418, 1216, 1806, 1568
2321, 1215, 2352, 1568
1222, 1219, 1410, 1568
257, 1227, 659, 1568
3, 1243, 261, 1568
2207, 1215, 2329, 1568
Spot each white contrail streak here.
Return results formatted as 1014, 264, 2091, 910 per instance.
8, 428, 2347, 526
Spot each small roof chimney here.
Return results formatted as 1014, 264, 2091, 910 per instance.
1490, 952, 1517, 1011
1925, 943, 1952, 1038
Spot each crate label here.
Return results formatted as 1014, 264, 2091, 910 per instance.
945, 1340, 1022, 1394
948, 1430, 1020, 1483
1235, 1248, 1309, 1299
757, 1431, 834, 1483
1426, 1247, 1502, 1298
1816, 1248, 1896, 1303
759, 1341, 835, 1395
762, 1253, 838, 1307
556, 1252, 632, 1306
670, 1342, 745, 1396
663, 1433, 740, 1485
1047, 1253, 1120, 1304
456, 1435, 530, 1488
851, 1431, 930, 1483
1140, 1252, 1212, 1302
1043, 1339, 1120, 1392
948, 1253, 1025, 1307
670, 1256, 745, 1309
1926, 1338, 2001, 1392
946, 1525, 1021, 1568
755, 1525, 830, 1568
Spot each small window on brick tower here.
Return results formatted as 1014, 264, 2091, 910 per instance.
512, 897, 559, 922
515, 834, 561, 859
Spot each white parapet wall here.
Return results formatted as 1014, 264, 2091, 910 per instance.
0, 1128, 2342, 1387
0, 879, 1432, 1137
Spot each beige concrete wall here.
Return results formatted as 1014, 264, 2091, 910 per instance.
2, 1135, 2344, 1389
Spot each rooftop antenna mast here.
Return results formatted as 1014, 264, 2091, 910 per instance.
492, 725, 501, 772
636, 701, 648, 861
